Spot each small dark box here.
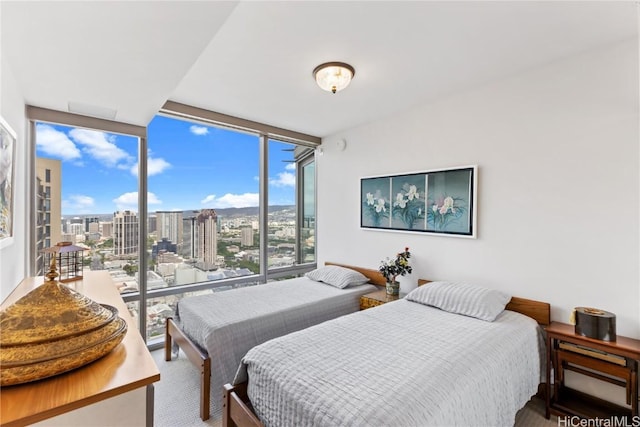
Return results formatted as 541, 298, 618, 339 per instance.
574, 307, 616, 341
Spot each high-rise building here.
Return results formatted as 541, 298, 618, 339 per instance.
68, 223, 84, 236
114, 210, 138, 256
181, 214, 199, 260
197, 209, 217, 270
148, 214, 157, 234
156, 211, 183, 248
35, 158, 62, 275
88, 221, 100, 234
68, 217, 83, 234
240, 225, 254, 247
84, 217, 99, 233
152, 238, 178, 260
100, 221, 113, 238
151, 237, 178, 263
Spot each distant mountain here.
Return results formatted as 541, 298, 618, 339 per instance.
61, 213, 114, 221
63, 205, 295, 220
183, 205, 294, 218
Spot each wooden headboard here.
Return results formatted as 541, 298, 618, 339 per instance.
325, 262, 550, 325
324, 261, 430, 287
505, 296, 550, 326
325, 262, 386, 286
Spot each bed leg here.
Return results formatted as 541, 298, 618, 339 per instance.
201, 357, 211, 421
165, 317, 173, 361
164, 317, 211, 420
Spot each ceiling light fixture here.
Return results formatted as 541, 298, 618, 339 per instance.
313, 62, 355, 94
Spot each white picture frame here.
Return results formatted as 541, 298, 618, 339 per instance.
0, 115, 17, 243
360, 165, 478, 238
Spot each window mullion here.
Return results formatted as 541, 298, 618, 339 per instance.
259, 134, 269, 279
138, 135, 148, 342
296, 157, 303, 264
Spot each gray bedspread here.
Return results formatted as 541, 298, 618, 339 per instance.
236, 299, 545, 427
174, 277, 376, 417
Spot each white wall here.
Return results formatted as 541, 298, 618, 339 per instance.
0, 45, 28, 300
317, 39, 639, 339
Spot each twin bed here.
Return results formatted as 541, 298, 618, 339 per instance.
164, 262, 383, 420
224, 281, 551, 427
165, 261, 551, 426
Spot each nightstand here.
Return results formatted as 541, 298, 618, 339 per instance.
545, 321, 640, 420
360, 279, 430, 310
360, 290, 403, 310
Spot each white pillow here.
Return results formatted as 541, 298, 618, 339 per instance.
406, 281, 511, 321
305, 266, 369, 289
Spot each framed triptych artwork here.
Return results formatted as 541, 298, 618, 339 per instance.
360, 165, 477, 238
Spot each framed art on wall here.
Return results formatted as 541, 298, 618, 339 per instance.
360, 165, 477, 238
391, 173, 426, 231
0, 115, 16, 242
361, 176, 392, 229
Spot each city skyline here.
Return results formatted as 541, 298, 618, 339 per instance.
35, 115, 297, 215
57, 204, 297, 222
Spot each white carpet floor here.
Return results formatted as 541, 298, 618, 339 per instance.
152, 348, 221, 427
151, 348, 557, 427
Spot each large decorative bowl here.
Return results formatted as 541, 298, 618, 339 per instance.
0, 277, 128, 386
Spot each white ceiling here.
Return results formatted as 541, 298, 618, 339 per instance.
2, 1, 637, 138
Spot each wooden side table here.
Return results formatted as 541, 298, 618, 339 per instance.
0, 272, 160, 427
360, 279, 429, 310
545, 321, 640, 421
360, 289, 402, 310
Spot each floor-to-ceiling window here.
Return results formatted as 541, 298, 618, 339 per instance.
267, 139, 299, 268
34, 122, 140, 278
143, 115, 264, 341
30, 105, 319, 345
32, 114, 143, 327
299, 153, 315, 263
141, 114, 317, 343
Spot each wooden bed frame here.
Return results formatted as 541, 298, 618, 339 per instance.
164, 262, 387, 421
222, 289, 551, 427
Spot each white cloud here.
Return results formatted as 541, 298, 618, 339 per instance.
201, 192, 259, 208
113, 192, 161, 210
130, 157, 171, 177
147, 157, 171, 176
217, 193, 259, 208
69, 128, 131, 167
285, 163, 296, 170
36, 124, 82, 161
201, 194, 216, 204
62, 194, 95, 213
190, 125, 209, 136
269, 172, 295, 187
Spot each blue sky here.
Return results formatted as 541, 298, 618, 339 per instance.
36, 115, 296, 215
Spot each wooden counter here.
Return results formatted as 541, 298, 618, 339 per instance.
0, 271, 160, 426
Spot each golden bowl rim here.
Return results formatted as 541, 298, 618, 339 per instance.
0, 304, 119, 347
0, 317, 127, 368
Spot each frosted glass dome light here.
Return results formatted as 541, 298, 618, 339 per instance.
313, 62, 355, 94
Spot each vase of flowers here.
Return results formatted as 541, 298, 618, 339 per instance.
379, 247, 412, 296
385, 281, 400, 296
